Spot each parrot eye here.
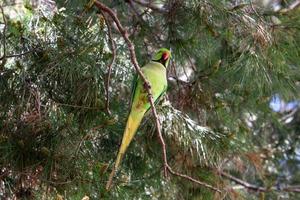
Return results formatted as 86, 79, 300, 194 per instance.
162, 52, 169, 61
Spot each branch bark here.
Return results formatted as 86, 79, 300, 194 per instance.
220, 170, 267, 192
0, 5, 7, 65
101, 13, 116, 115
277, 0, 300, 13
286, 0, 300, 11
94, 0, 221, 193
0, 50, 35, 61
219, 170, 300, 193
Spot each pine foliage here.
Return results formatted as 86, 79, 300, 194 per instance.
1, 0, 300, 199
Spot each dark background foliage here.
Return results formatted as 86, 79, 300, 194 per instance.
1, 0, 300, 199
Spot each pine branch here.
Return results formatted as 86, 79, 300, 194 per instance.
0, 50, 35, 60
101, 13, 116, 115
158, 102, 225, 165
0, 5, 7, 65
280, 0, 300, 13
220, 170, 267, 192
94, 0, 221, 193
262, 0, 300, 14
219, 170, 300, 193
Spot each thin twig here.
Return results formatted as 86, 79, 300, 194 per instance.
94, 1, 152, 96
266, 0, 300, 13
280, 107, 299, 123
219, 170, 300, 193
219, 170, 267, 192
0, 5, 7, 63
55, 102, 101, 110
286, 0, 300, 11
168, 166, 221, 192
42, 179, 73, 185
101, 13, 116, 115
0, 51, 34, 60
94, 1, 221, 193
0, 48, 38, 61
282, 185, 300, 193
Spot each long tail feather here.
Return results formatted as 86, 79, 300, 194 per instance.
106, 111, 145, 190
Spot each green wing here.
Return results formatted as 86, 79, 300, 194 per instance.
130, 62, 168, 114
144, 85, 167, 114
129, 73, 138, 110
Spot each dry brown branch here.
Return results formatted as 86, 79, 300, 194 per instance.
0, 50, 35, 61
220, 170, 267, 192
219, 170, 300, 193
167, 166, 221, 192
55, 102, 101, 110
278, 0, 300, 13
101, 13, 116, 115
287, 0, 300, 10
0, 5, 7, 64
94, 1, 221, 193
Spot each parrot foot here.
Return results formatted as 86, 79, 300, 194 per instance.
143, 81, 151, 91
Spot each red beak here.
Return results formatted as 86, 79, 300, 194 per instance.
162, 52, 169, 61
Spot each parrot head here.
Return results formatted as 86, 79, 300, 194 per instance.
152, 48, 171, 67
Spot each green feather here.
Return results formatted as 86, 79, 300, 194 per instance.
106, 48, 171, 190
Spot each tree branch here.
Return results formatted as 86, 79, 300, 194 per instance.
277, 0, 300, 13
94, 0, 221, 193
219, 170, 267, 192
219, 170, 300, 193
101, 13, 116, 115
0, 50, 35, 61
0, 5, 7, 65
286, 0, 300, 11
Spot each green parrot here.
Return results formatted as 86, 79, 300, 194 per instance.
106, 48, 171, 190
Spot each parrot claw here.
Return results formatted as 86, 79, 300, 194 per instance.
143, 81, 151, 91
